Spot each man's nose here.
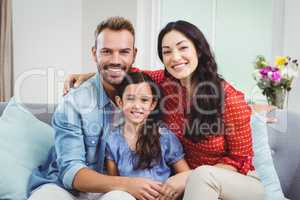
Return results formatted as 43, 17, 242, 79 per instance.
111, 52, 121, 64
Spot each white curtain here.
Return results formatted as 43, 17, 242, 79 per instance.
0, 0, 13, 101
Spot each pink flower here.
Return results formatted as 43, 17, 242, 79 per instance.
259, 66, 281, 82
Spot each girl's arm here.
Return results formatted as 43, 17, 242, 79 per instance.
172, 159, 190, 173
106, 159, 119, 176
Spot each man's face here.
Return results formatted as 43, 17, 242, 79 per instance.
93, 28, 137, 85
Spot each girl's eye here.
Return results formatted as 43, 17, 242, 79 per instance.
126, 96, 135, 101
141, 98, 150, 102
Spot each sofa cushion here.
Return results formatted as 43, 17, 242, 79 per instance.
0, 98, 54, 200
252, 112, 286, 200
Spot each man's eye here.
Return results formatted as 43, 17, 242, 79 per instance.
120, 50, 130, 54
101, 50, 110, 54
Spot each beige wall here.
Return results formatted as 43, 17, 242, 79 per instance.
12, 0, 82, 104
11, 0, 299, 105
81, 0, 137, 73
12, 0, 137, 103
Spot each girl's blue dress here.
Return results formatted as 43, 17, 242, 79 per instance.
105, 126, 184, 182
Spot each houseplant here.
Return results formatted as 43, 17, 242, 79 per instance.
253, 56, 299, 109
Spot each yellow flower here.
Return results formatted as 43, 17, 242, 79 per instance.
275, 56, 288, 66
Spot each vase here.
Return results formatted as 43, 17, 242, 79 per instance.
266, 88, 287, 109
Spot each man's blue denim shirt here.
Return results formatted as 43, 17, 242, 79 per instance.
27, 72, 119, 195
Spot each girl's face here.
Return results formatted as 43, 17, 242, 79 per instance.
116, 82, 157, 125
161, 30, 198, 81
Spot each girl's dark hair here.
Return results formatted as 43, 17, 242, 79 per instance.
157, 20, 224, 142
116, 71, 162, 169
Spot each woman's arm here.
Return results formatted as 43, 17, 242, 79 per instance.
158, 160, 191, 200
106, 159, 119, 176
214, 163, 237, 171
63, 72, 96, 94
63, 69, 165, 95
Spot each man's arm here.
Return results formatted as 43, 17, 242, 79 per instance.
53, 94, 163, 200
106, 159, 119, 176
72, 167, 126, 192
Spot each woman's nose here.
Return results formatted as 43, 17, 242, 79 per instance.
171, 50, 181, 62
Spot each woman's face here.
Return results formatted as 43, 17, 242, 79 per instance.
161, 30, 198, 81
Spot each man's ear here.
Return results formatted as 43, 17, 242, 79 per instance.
91, 46, 97, 63
132, 47, 137, 63
115, 96, 123, 108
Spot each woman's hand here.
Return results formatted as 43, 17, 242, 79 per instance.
125, 177, 163, 200
63, 72, 95, 95
158, 171, 192, 200
214, 163, 237, 171
157, 182, 178, 200
250, 103, 277, 123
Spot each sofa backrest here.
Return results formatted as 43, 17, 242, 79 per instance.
1, 101, 300, 199
0, 102, 55, 125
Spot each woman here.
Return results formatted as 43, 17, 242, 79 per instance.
65, 20, 265, 200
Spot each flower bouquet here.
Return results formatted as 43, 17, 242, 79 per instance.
253, 56, 299, 109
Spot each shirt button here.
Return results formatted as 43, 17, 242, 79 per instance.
92, 140, 95, 144
271, 150, 275, 155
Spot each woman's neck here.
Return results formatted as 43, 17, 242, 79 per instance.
180, 77, 194, 97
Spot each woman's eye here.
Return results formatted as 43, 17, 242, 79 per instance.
180, 46, 188, 50
162, 51, 171, 55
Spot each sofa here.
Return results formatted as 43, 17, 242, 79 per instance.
0, 101, 300, 200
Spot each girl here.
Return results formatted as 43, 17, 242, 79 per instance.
105, 71, 190, 199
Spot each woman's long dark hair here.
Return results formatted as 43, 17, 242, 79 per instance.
157, 20, 224, 142
116, 72, 162, 169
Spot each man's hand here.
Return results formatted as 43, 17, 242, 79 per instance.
63, 72, 95, 95
125, 177, 163, 200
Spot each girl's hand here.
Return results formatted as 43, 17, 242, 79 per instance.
125, 177, 163, 200
63, 72, 95, 95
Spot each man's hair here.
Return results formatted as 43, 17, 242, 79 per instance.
94, 16, 135, 48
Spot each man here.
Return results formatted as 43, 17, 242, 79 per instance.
27, 17, 167, 200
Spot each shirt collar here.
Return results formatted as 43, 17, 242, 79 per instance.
94, 72, 110, 109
